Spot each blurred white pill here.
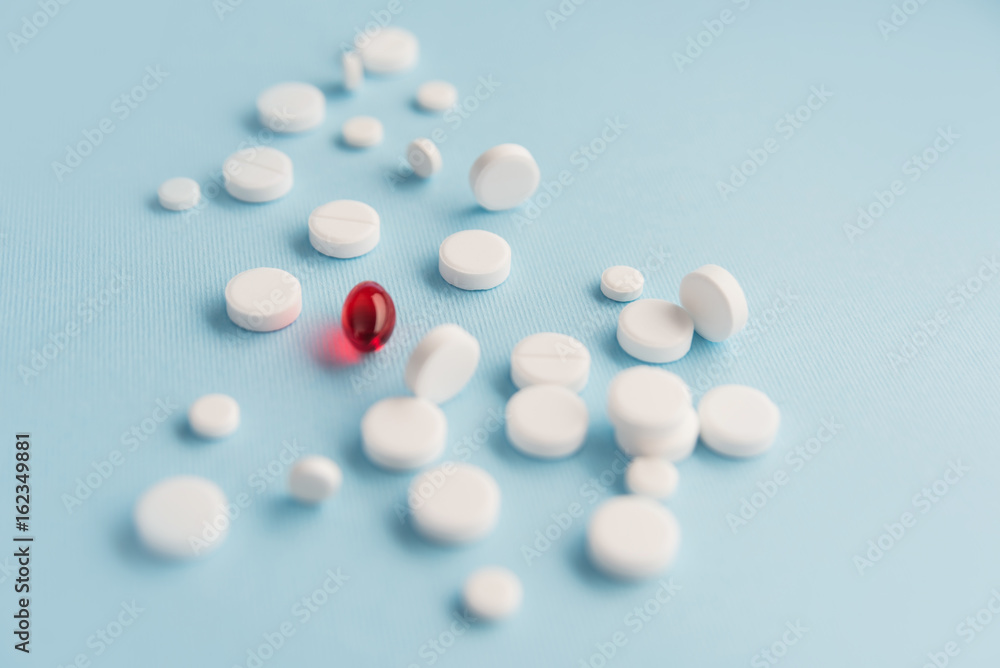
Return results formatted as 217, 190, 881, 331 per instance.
699, 385, 779, 457
463, 567, 522, 621
409, 463, 500, 544
587, 495, 680, 579
601, 266, 644, 302
225, 267, 302, 332
134, 476, 229, 559
223, 147, 293, 202
356, 27, 419, 74
510, 332, 590, 393
288, 456, 343, 503
679, 265, 748, 342
625, 458, 679, 499
342, 115, 383, 148
256, 82, 325, 133
158, 177, 200, 211
615, 405, 699, 462
405, 324, 481, 404
617, 299, 694, 363
439, 229, 511, 290
188, 393, 240, 438
607, 366, 691, 435
407, 138, 442, 178
468, 144, 540, 211
362, 397, 447, 471
342, 51, 364, 91
308, 200, 380, 258
505, 385, 588, 459
416, 80, 457, 111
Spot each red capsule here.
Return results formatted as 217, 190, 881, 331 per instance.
341, 281, 396, 353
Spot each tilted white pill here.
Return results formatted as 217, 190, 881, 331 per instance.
679, 264, 748, 342
405, 324, 481, 404
342, 51, 364, 91
407, 138, 442, 178
468, 144, 540, 211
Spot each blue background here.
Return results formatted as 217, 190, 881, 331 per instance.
3, 0, 1000, 666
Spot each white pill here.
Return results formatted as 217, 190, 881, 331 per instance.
698, 385, 780, 457
625, 458, 679, 499
408, 463, 500, 544
288, 456, 343, 503
615, 406, 699, 462
342, 51, 364, 91
342, 115, 383, 148
225, 267, 302, 332
134, 476, 229, 559
157, 177, 200, 211
601, 266, 644, 302
587, 495, 680, 579
505, 385, 588, 459
607, 366, 691, 435
510, 332, 590, 393
223, 146, 293, 203
256, 82, 325, 133
468, 144, 541, 211
617, 299, 694, 363
463, 567, 523, 621
407, 138, 442, 178
405, 324, 481, 404
308, 200, 380, 258
356, 26, 419, 74
679, 265, 748, 342
188, 393, 240, 438
416, 80, 458, 111
438, 229, 511, 290
361, 397, 447, 471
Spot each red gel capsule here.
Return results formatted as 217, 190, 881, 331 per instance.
341, 281, 396, 353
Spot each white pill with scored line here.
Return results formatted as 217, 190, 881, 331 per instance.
408, 463, 500, 544
134, 475, 229, 559
256, 82, 325, 133
439, 229, 511, 290
223, 147, 293, 203
225, 267, 302, 332
361, 397, 447, 471
510, 332, 590, 393
617, 299, 694, 363
308, 200, 380, 258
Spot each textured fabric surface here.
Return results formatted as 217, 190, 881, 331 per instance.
2, 0, 1000, 665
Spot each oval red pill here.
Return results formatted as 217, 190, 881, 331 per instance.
341, 281, 396, 353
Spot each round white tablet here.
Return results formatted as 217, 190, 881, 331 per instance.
416, 80, 458, 112
225, 267, 302, 332
698, 385, 780, 457
256, 82, 325, 133
188, 393, 240, 438
361, 397, 447, 471
679, 264, 748, 342
607, 366, 691, 435
615, 406, 699, 462
468, 144, 541, 211
625, 458, 679, 499
308, 200, 380, 258
601, 266, 644, 302
617, 299, 694, 363
407, 138, 442, 178
505, 385, 588, 459
409, 463, 500, 544
510, 332, 590, 393
223, 146, 293, 203
463, 567, 522, 621
342, 51, 364, 91
438, 230, 511, 290
587, 495, 680, 579
288, 456, 343, 503
404, 324, 481, 404
342, 115, 383, 148
134, 476, 229, 559
158, 177, 200, 211
356, 26, 419, 74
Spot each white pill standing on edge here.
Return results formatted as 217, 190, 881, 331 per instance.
468, 144, 541, 211
510, 332, 590, 393
505, 385, 589, 459
356, 26, 419, 74
188, 393, 240, 438
288, 456, 343, 503
439, 229, 511, 290
607, 366, 691, 435
408, 463, 500, 544
158, 177, 201, 211
134, 476, 229, 559
463, 567, 523, 621
407, 138, 442, 178
308, 200, 380, 258
361, 397, 447, 471
256, 82, 325, 133
615, 405, 699, 462
698, 385, 780, 457
416, 80, 458, 111
587, 495, 680, 579
223, 147, 293, 203
679, 264, 748, 342
342, 51, 364, 91
225, 267, 302, 332
342, 116, 384, 148
601, 266, 644, 302
617, 299, 694, 363
625, 458, 679, 499
405, 324, 481, 404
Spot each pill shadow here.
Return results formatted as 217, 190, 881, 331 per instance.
568, 535, 646, 591
322, 81, 351, 101
113, 516, 190, 571
173, 419, 205, 445
385, 504, 456, 556
421, 256, 452, 294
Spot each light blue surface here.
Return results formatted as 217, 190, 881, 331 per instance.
3, 0, 1000, 665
